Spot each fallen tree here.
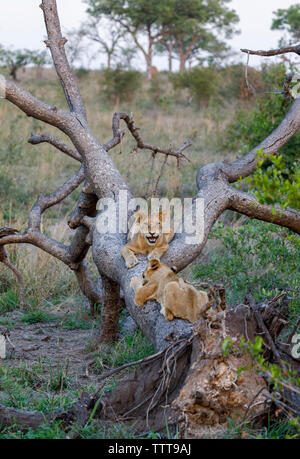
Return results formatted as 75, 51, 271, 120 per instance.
0, 0, 299, 437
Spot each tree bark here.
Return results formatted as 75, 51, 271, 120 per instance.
168, 41, 173, 73
146, 36, 153, 80
99, 274, 120, 342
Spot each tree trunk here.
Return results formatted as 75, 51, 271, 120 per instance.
178, 44, 186, 72
99, 274, 120, 342
10, 65, 17, 81
146, 35, 153, 80
168, 41, 173, 73
107, 53, 111, 70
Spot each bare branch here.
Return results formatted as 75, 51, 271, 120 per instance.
5, 80, 71, 129
40, 0, 87, 119
107, 112, 192, 161
245, 294, 286, 371
241, 44, 300, 57
228, 188, 300, 234
28, 133, 81, 162
28, 165, 85, 231
0, 166, 85, 268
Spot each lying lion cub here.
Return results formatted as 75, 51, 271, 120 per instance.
130, 259, 209, 323
121, 210, 174, 269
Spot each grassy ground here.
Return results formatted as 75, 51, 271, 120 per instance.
0, 68, 299, 439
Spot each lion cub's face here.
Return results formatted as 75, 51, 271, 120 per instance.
142, 259, 176, 284
131, 210, 168, 247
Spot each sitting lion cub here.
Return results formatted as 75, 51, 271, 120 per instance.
130, 259, 209, 323
121, 210, 174, 269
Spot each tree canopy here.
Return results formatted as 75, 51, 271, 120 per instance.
272, 4, 300, 43
85, 0, 239, 74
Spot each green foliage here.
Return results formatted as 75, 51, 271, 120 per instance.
92, 329, 154, 373
169, 66, 220, 105
193, 220, 300, 323
20, 310, 57, 325
62, 312, 95, 330
86, 0, 239, 71
75, 67, 89, 79
271, 4, 300, 43
245, 151, 300, 210
148, 73, 171, 107
0, 46, 49, 79
224, 63, 300, 170
48, 361, 71, 392
101, 66, 142, 104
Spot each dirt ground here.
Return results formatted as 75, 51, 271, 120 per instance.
1, 309, 102, 389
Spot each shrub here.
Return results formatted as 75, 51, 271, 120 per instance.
101, 66, 142, 105
224, 63, 300, 170
169, 66, 220, 105
193, 220, 300, 325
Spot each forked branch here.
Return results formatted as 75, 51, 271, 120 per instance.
107, 112, 192, 161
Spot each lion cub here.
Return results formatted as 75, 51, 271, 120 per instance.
121, 210, 174, 269
130, 259, 209, 323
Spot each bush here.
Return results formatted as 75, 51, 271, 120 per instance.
169, 66, 220, 105
224, 63, 300, 170
101, 66, 142, 105
193, 220, 300, 325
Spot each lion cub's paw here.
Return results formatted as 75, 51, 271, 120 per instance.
147, 252, 159, 261
126, 255, 138, 269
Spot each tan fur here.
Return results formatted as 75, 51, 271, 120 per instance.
130, 260, 209, 323
121, 210, 174, 269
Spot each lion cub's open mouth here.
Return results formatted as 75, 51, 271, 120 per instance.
146, 235, 159, 245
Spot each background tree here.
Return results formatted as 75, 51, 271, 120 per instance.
86, 0, 239, 76
85, 0, 170, 79
272, 4, 300, 44
0, 46, 49, 80
65, 28, 88, 69
161, 0, 239, 72
80, 17, 125, 70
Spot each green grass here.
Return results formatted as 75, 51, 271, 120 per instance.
62, 313, 96, 330
224, 417, 300, 439
92, 330, 155, 374
20, 310, 58, 325
193, 219, 300, 328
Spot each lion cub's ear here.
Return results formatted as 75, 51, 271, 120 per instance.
158, 209, 168, 223
149, 259, 160, 270
134, 210, 147, 224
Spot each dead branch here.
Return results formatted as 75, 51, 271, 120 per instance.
228, 188, 300, 234
28, 133, 81, 162
241, 44, 300, 57
245, 294, 286, 370
108, 112, 192, 161
0, 166, 85, 267
40, 0, 87, 119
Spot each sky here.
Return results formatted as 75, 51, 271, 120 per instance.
0, 0, 298, 70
